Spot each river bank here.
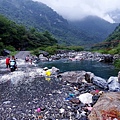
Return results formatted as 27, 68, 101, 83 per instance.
0, 58, 120, 119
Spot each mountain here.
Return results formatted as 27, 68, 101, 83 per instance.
69, 16, 118, 45
0, 0, 118, 47
92, 24, 120, 54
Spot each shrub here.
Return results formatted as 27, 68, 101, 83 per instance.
31, 49, 40, 57
45, 46, 57, 55
5, 45, 15, 52
108, 49, 118, 54
114, 59, 120, 69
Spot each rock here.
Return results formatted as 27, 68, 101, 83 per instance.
92, 76, 108, 89
79, 116, 88, 120
92, 94, 100, 105
70, 98, 80, 104
51, 67, 60, 75
39, 54, 48, 61
88, 92, 120, 120
84, 72, 94, 83
3, 101, 11, 104
60, 71, 86, 83
99, 55, 113, 63
107, 76, 120, 92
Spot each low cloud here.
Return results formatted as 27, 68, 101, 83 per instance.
33, 0, 120, 23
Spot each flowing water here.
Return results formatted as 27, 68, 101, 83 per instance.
38, 59, 119, 79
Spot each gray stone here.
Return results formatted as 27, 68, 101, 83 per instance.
107, 76, 120, 91
92, 76, 108, 89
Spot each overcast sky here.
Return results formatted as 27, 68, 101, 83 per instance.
33, 0, 120, 23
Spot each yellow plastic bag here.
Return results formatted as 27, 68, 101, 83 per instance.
45, 70, 51, 76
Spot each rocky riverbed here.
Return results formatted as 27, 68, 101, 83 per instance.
0, 58, 120, 120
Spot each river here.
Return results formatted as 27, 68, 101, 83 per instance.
38, 59, 119, 80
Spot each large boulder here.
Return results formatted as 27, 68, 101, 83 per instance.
60, 71, 86, 83
39, 54, 48, 61
88, 92, 120, 120
60, 71, 95, 83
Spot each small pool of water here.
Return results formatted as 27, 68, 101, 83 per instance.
38, 59, 119, 79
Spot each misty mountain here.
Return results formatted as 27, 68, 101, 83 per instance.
91, 23, 120, 50
69, 16, 118, 44
108, 9, 120, 23
0, 0, 118, 47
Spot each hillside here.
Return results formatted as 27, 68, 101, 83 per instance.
0, 14, 57, 52
0, 0, 118, 47
69, 16, 118, 44
91, 24, 120, 52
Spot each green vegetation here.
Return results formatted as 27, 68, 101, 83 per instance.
114, 59, 120, 69
91, 24, 120, 68
92, 43, 120, 55
31, 45, 84, 56
0, 14, 84, 56
91, 45, 120, 69
106, 24, 120, 42
92, 23, 120, 54
0, 14, 57, 54
108, 44, 120, 54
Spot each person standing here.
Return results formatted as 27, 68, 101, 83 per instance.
5, 56, 10, 69
25, 55, 29, 62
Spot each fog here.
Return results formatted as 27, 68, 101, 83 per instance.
33, 0, 120, 23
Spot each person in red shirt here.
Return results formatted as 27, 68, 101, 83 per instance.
6, 56, 10, 68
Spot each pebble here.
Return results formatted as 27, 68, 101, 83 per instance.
0, 65, 103, 119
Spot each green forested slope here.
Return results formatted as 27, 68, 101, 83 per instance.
91, 24, 120, 54
0, 15, 57, 51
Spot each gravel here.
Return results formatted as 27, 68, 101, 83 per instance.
0, 57, 102, 120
